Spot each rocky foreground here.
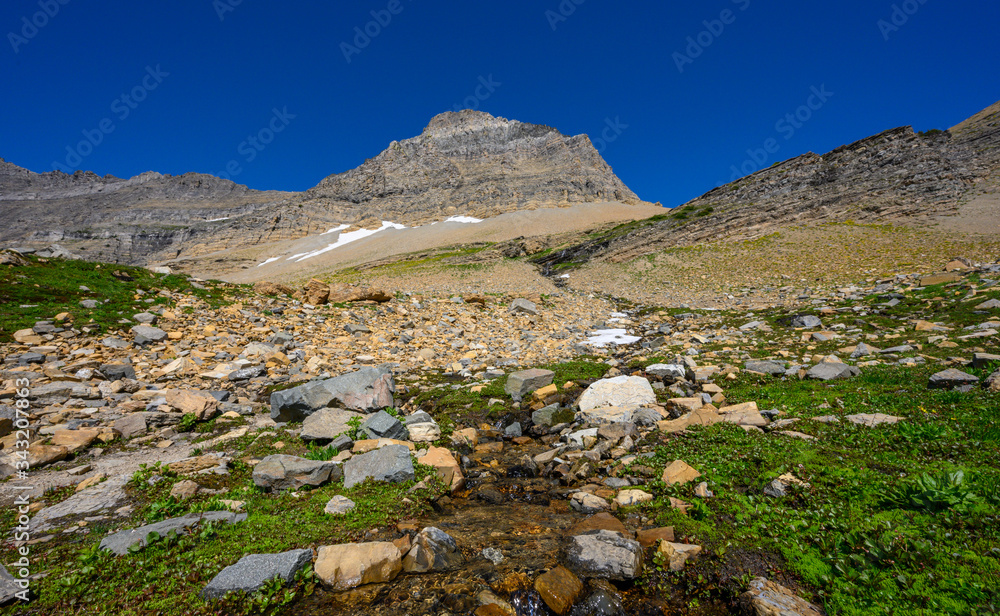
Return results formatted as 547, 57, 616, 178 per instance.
0, 254, 998, 615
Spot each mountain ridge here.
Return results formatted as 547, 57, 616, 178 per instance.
0, 111, 650, 264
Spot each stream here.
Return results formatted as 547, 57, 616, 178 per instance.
286, 432, 734, 616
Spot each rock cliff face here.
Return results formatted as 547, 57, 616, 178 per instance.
295, 110, 644, 224
538, 101, 1000, 267
0, 160, 294, 263
0, 110, 646, 264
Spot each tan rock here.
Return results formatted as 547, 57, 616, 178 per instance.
452, 428, 479, 448
662, 460, 700, 486
315, 542, 402, 590
614, 489, 653, 507
914, 320, 951, 332
50, 429, 101, 454
75, 473, 107, 492
564, 512, 629, 537
157, 357, 198, 376
421, 446, 465, 493
636, 527, 675, 548
28, 443, 69, 468
657, 406, 723, 433
666, 397, 703, 414
169, 480, 200, 500
254, 281, 293, 296
163, 390, 219, 420
168, 455, 225, 474
920, 272, 961, 286
352, 439, 415, 453
328, 284, 392, 303
719, 401, 768, 427
737, 577, 825, 616
534, 566, 583, 615
657, 541, 702, 571
669, 497, 692, 514
532, 384, 558, 400
13, 329, 42, 345
304, 278, 331, 305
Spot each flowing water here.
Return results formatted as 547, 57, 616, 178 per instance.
287, 435, 735, 616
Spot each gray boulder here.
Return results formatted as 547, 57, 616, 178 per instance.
361, 410, 407, 440
101, 336, 129, 349
404, 411, 435, 426
972, 353, 1000, 369
300, 408, 363, 442
100, 511, 246, 556
402, 527, 464, 573
113, 414, 148, 439
805, 363, 860, 381
509, 298, 539, 315
228, 365, 266, 381
0, 565, 23, 606
201, 549, 313, 599
343, 445, 414, 489
790, 315, 822, 328
744, 360, 786, 376
133, 312, 158, 324
131, 325, 168, 346
270, 366, 395, 422
532, 404, 575, 427
645, 364, 686, 380
31, 382, 75, 406
269, 381, 336, 423
505, 368, 555, 397
100, 363, 136, 380
632, 407, 663, 427
252, 455, 342, 491
928, 369, 979, 390
565, 530, 643, 580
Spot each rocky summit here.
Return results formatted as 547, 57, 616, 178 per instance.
0, 101, 999, 616
0, 110, 650, 268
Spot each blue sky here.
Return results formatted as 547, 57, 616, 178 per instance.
2, 0, 997, 206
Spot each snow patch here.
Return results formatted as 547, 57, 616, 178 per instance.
583, 329, 641, 347
257, 257, 280, 267
205, 217, 230, 222
292, 221, 407, 262
444, 215, 483, 224
321, 224, 350, 235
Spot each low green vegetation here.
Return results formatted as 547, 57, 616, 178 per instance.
0, 254, 239, 342
630, 364, 999, 615
21, 455, 446, 616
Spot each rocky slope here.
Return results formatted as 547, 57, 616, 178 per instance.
0, 111, 648, 266
2, 254, 997, 615
534, 100, 1000, 269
